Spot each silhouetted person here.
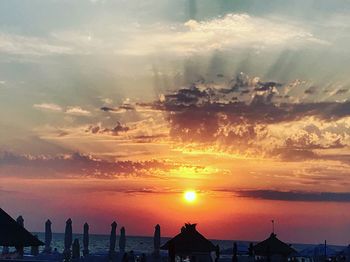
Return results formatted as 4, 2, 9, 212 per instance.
31, 235, 39, 256
16, 216, 24, 258
141, 253, 147, 262
248, 243, 254, 257
215, 245, 220, 262
169, 242, 176, 262
232, 242, 238, 262
122, 252, 129, 262
129, 250, 135, 262
266, 246, 271, 262
72, 238, 80, 260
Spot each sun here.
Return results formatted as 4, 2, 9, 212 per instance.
184, 191, 197, 203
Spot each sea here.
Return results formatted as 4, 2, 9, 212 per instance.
18, 233, 345, 256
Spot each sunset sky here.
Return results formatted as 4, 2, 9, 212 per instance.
0, 0, 350, 245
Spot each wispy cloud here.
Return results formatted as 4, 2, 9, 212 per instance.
0, 13, 326, 57
65, 106, 91, 116
0, 33, 73, 56
33, 103, 63, 112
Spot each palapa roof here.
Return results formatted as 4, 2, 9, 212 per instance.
161, 223, 216, 254
0, 208, 44, 247
253, 233, 297, 257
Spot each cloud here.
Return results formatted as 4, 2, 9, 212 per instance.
33, 103, 91, 116
235, 189, 350, 202
135, 73, 350, 160
33, 103, 63, 112
0, 151, 177, 179
65, 106, 91, 116
86, 122, 129, 136
0, 33, 73, 56
121, 13, 325, 56
100, 104, 135, 113
0, 12, 325, 57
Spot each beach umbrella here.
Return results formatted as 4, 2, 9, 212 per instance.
63, 218, 73, 260
44, 219, 52, 253
161, 223, 216, 254
253, 233, 296, 257
64, 218, 73, 250
153, 224, 161, 257
109, 221, 117, 256
83, 223, 89, 256
72, 238, 80, 259
119, 227, 126, 253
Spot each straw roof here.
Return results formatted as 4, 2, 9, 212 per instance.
161, 223, 216, 254
0, 208, 44, 247
253, 233, 296, 257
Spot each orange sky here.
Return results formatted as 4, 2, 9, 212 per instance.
1, 0, 350, 247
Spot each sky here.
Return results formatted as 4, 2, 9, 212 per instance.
0, 0, 350, 245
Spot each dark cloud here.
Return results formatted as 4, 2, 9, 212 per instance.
86, 122, 129, 136
272, 148, 319, 162
284, 133, 345, 150
0, 152, 177, 179
100, 104, 135, 113
304, 86, 317, 95
234, 189, 350, 202
335, 88, 348, 95
133, 134, 168, 143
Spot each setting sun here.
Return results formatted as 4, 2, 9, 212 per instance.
184, 191, 197, 203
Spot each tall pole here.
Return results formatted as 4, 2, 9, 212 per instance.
271, 220, 274, 234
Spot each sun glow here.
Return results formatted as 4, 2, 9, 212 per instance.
184, 190, 197, 203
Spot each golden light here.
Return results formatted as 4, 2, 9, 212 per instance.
184, 190, 197, 203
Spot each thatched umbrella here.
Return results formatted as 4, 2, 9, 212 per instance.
83, 223, 89, 256
253, 233, 296, 257
0, 208, 44, 247
153, 224, 161, 257
119, 227, 126, 253
44, 219, 52, 253
109, 221, 117, 257
161, 223, 216, 255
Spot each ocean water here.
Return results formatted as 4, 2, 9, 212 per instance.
20, 233, 344, 256
29, 233, 237, 254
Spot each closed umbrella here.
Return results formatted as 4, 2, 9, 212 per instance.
44, 219, 52, 253
119, 227, 126, 253
109, 221, 117, 257
154, 224, 161, 257
63, 218, 73, 260
83, 223, 89, 256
